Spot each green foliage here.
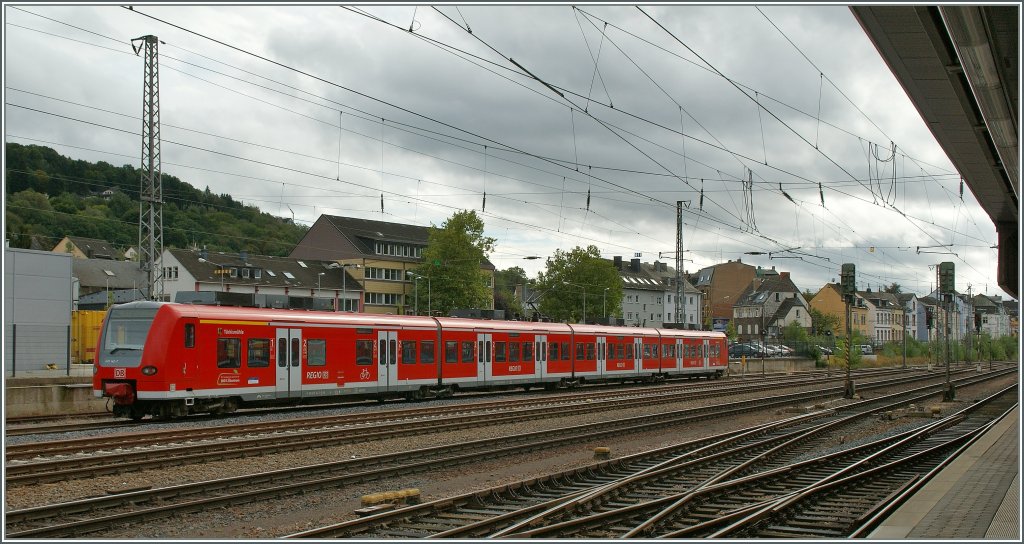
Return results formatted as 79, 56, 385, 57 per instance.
725, 321, 738, 343
809, 307, 840, 336
493, 266, 528, 319
883, 282, 902, 295
4, 143, 308, 255
412, 210, 496, 315
534, 245, 622, 323
834, 337, 863, 370
782, 320, 809, 344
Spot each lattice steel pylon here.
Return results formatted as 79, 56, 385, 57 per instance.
676, 201, 684, 326
133, 35, 163, 301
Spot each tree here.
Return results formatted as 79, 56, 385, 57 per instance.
782, 320, 809, 344
494, 266, 528, 319
534, 245, 621, 323
883, 282, 903, 295
412, 210, 496, 315
725, 320, 738, 343
809, 307, 841, 336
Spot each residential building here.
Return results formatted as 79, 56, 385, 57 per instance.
973, 294, 1012, 338
898, 293, 928, 342
612, 257, 701, 328
52, 236, 122, 260
289, 215, 495, 315
809, 283, 871, 338
159, 248, 362, 311
731, 271, 810, 342
859, 290, 905, 345
693, 259, 756, 331
645, 259, 702, 329
72, 257, 148, 310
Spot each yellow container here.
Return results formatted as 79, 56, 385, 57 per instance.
72, 310, 106, 364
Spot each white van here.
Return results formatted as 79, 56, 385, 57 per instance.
859, 344, 874, 355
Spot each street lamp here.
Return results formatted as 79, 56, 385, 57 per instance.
407, 271, 422, 315
198, 257, 226, 292
603, 287, 610, 322
563, 281, 586, 323
329, 263, 362, 312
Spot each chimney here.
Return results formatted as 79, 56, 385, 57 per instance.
781, 271, 790, 281
614, 256, 622, 269
630, 258, 641, 272
200, 247, 208, 260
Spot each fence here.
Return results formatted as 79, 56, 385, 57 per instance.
4, 323, 72, 376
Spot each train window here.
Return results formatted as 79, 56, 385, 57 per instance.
478, 341, 484, 363
494, 342, 507, 363
217, 338, 241, 368
308, 339, 327, 367
597, 342, 604, 361
420, 341, 435, 364
575, 343, 584, 360
522, 342, 533, 362
461, 341, 474, 363
401, 340, 417, 364
247, 338, 270, 368
389, 339, 397, 365
548, 342, 558, 361
625, 343, 634, 359
445, 341, 459, 363
585, 343, 595, 361
278, 338, 287, 367
292, 338, 301, 367
379, 340, 386, 365
184, 324, 195, 348
618, 344, 625, 360
509, 342, 519, 362
561, 342, 570, 360
356, 340, 373, 365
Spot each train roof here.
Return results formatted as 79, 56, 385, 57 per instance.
125, 303, 727, 338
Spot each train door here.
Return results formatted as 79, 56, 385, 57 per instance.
633, 337, 643, 376
477, 333, 492, 382
596, 336, 607, 376
676, 338, 683, 372
275, 328, 302, 398
377, 331, 398, 390
702, 338, 710, 372
535, 334, 547, 381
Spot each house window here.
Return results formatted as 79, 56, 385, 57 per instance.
254, 269, 262, 279
230, 267, 238, 278
242, 268, 250, 279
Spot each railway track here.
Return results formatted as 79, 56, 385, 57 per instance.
4, 368, 1012, 538
4, 369, 921, 482
280, 371, 1016, 538
1, 367, 908, 437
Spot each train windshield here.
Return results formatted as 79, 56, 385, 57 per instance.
102, 305, 159, 353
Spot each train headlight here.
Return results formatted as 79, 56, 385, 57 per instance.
141, 366, 158, 376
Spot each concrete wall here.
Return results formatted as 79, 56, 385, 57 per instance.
728, 357, 817, 376
4, 376, 107, 417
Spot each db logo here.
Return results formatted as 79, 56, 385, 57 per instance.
360, 368, 370, 380
114, 368, 126, 378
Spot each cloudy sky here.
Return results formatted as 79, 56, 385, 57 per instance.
3, 3, 1005, 298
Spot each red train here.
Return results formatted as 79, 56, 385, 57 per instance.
93, 301, 728, 419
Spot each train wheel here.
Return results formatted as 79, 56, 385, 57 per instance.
522, 385, 531, 392
130, 408, 145, 421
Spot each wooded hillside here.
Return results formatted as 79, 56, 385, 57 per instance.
5, 143, 308, 256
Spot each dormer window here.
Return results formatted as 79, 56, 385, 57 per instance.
254, 269, 262, 279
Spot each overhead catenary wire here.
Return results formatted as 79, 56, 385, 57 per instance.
6, 6, 993, 286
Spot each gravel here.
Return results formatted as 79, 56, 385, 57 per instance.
5, 370, 1013, 539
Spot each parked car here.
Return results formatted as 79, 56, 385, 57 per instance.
816, 345, 834, 355
776, 345, 794, 356
728, 343, 765, 358
859, 344, 874, 355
